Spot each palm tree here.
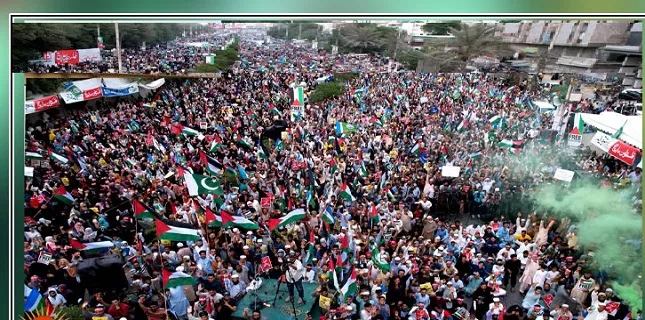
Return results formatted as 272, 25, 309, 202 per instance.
338, 24, 386, 53
422, 23, 513, 72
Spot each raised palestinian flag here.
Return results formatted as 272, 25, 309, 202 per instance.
335, 121, 358, 135
371, 247, 390, 272
162, 269, 198, 288
209, 135, 223, 152
339, 267, 358, 297
290, 86, 305, 107
181, 126, 200, 136
133, 200, 155, 219
385, 187, 396, 201
199, 150, 223, 175
498, 139, 524, 149
469, 152, 483, 160
25, 152, 44, 160
489, 115, 507, 129
304, 229, 316, 264
329, 158, 338, 175
236, 137, 253, 149
209, 211, 259, 230
53, 186, 75, 205
570, 114, 585, 135
370, 116, 383, 127
184, 173, 224, 196
339, 182, 356, 202
457, 113, 471, 132
269, 105, 281, 116
48, 149, 69, 164
69, 239, 114, 254
410, 143, 422, 155
321, 205, 335, 224
268, 208, 306, 230
370, 203, 379, 223
155, 219, 201, 242
359, 162, 368, 177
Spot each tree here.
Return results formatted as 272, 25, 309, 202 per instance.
421, 21, 462, 35
267, 23, 321, 40
422, 23, 512, 72
337, 24, 385, 54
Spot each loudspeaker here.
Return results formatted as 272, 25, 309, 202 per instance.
76, 255, 128, 292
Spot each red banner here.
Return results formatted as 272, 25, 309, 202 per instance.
82, 87, 103, 100
54, 50, 80, 65
33, 95, 60, 112
608, 141, 640, 165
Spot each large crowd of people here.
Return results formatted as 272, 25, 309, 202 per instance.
23, 33, 642, 320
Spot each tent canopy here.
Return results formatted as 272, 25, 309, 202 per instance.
580, 111, 642, 149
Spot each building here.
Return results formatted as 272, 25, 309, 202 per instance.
498, 21, 642, 87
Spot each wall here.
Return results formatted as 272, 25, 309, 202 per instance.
586, 21, 631, 45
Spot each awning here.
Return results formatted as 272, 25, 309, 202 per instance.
580, 111, 642, 149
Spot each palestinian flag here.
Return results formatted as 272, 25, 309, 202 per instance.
469, 152, 483, 160
370, 203, 379, 224
321, 205, 335, 224
25, 152, 44, 160
53, 186, 75, 205
48, 149, 69, 164
339, 182, 356, 202
370, 116, 383, 127
199, 150, 223, 175
269, 105, 281, 116
69, 239, 114, 254
162, 269, 198, 288
330, 158, 338, 175
290, 86, 305, 107
132, 200, 155, 219
385, 187, 396, 201
328, 257, 341, 290
237, 137, 253, 149
457, 113, 471, 132
339, 267, 358, 298
182, 126, 200, 136
371, 247, 390, 272
184, 173, 224, 196
155, 219, 200, 242
498, 139, 524, 149
570, 114, 585, 135
209, 135, 223, 152
335, 121, 358, 135
209, 211, 259, 230
268, 208, 306, 230
489, 115, 507, 129
304, 229, 316, 264
411, 143, 422, 155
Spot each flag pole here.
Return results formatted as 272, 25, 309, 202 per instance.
157, 242, 170, 320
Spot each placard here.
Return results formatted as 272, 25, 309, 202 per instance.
38, 252, 52, 265
567, 133, 582, 148
608, 140, 640, 166
553, 168, 575, 182
591, 131, 613, 152
25, 166, 34, 177
260, 197, 272, 208
319, 295, 331, 310
441, 166, 461, 178
200, 122, 208, 130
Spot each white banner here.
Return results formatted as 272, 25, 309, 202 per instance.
591, 131, 614, 153
554, 168, 575, 182
441, 166, 461, 177
77, 48, 102, 63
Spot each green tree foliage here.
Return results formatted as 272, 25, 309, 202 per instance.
12, 23, 198, 70
333, 72, 360, 83
421, 21, 462, 35
191, 40, 239, 73
423, 23, 512, 72
26, 78, 67, 96
309, 82, 346, 104
266, 23, 322, 40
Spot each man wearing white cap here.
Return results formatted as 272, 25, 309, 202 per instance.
551, 304, 574, 320
584, 303, 608, 320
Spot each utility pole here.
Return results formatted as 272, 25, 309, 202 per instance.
114, 22, 122, 73
298, 23, 302, 39
285, 24, 289, 39
393, 27, 403, 61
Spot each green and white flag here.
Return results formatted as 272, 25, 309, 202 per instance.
155, 219, 201, 242
182, 127, 200, 136
210, 214, 259, 230
210, 136, 223, 152
335, 121, 358, 135
469, 152, 483, 160
162, 269, 198, 288
359, 162, 368, 177
54, 186, 75, 205
489, 115, 502, 126
25, 152, 43, 160
49, 151, 69, 164
184, 173, 224, 196
205, 55, 215, 64
371, 247, 390, 272
268, 208, 307, 230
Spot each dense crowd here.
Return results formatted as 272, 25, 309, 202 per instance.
23, 36, 642, 320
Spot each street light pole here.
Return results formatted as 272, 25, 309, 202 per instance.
114, 22, 123, 73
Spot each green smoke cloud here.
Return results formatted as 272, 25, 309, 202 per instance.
530, 182, 642, 312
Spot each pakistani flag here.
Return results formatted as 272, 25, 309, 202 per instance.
49, 151, 69, 164
162, 269, 198, 288
290, 86, 305, 107
371, 247, 390, 272
184, 173, 224, 196
321, 205, 335, 224
237, 137, 253, 149
268, 208, 306, 230
339, 182, 356, 202
335, 121, 358, 135
205, 55, 215, 64
612, 120, 627, 138
54, 186, 75, 205
155, 219, 201, 242
209, 135, 223, 152
182, 126, 200, 136
339, 267, 358, 297
486, 132, 497, 144
489, 115, 507, 129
